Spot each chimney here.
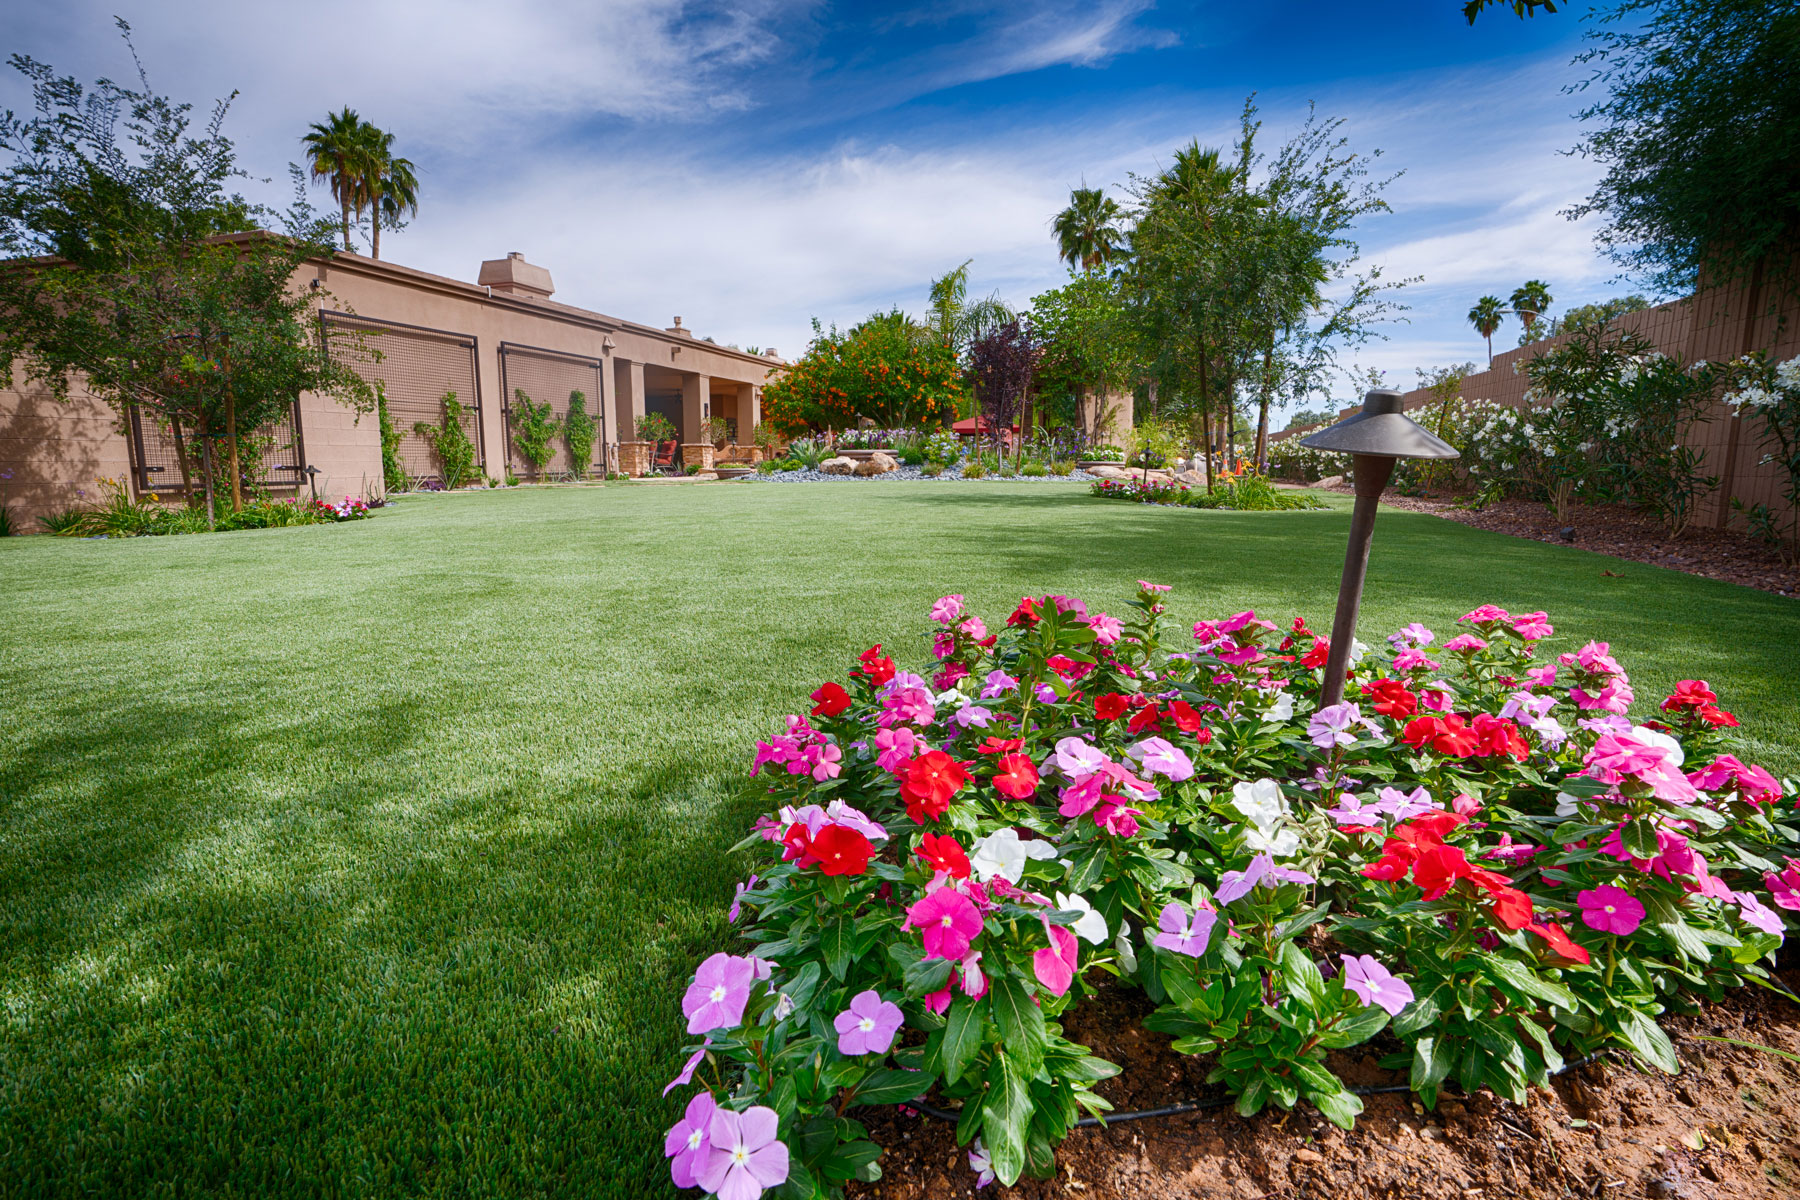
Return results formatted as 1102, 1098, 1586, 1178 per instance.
666, 316, 694, 338
478, 251, 554, 299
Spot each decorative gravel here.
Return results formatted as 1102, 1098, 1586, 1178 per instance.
747, 465, 1105, 484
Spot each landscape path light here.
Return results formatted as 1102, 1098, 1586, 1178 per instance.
1300, 388, 1459, 706
303, 464, 320, 503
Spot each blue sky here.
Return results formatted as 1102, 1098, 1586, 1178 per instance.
1, 1, 1637, 411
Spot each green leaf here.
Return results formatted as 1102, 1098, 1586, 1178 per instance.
1620, 817, 1659, 862
1054, 1055, 1121, 1083
846, 1068, 933, 1108
1277, 902, 1333, 941
983, 1055, 1033, 1187
1317, 1002, 1390, 1049
1063, 843, 1109, 892
941, 996, 983, 1087
1481, 956, 1576, 1010
1279, 941, 1328, 1012
1614, 1009, 1679, 1074
1234, 1074, 1271, 1117
818, 1140, 883, 1184
904, 954, 953, 997
1390, 987, 1443, 1037
989, 975, 1048, 1075
1411, 1035, 1453, 1093
821, 915, 854, 981
1308, 1085, 1364, 1131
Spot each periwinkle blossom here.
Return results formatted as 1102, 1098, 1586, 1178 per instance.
879, 686, 936, 728
833, 990, 904, 1056
1034, 683, 1059, 704
1392, 648, 1441, 673
874, 726, 921, 773
968, 827, 1058, 884
803, 742, 842, 782
1215, 853, 1314, 903
1736, 893, 1785, 939
930, 594, 965, 624
665, 1091, 717, 1187
978, 670, 1018, 700
1153, 901, 1217, 956
958, 616, 989, 641
697, 1106, 790, 1200
1308, 702, 1362, 749
663, 1041, 709, 1097
1261, 691, 1295, 724
1052, 736, 1110, 777
1511, 611, 1554, 640
1576, 885, 1644, 935
1033, 922, 1079, 996
1085, 613, 1124, 644
1126, 736, 1195, 781
950, 705, 994, 730
1388, 622, 1434, 648
1053, 891, 1109, 944
728, 875, 759, 923
1230, 778, 1299, 856
1441, 634, 1488, 654
683, 952, 756, 1034
1340, 954, 1415, 1016
907, 888, 984, 960
969, 1140, 996, 1188
1763, 862, 1800, 911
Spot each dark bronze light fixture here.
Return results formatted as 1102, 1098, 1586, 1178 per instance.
1300, 389, 1459, 706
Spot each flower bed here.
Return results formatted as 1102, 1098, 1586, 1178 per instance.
1089, 475, 1324, 511
661, 585, 1796, 1198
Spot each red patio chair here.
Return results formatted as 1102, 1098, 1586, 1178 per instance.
653, 439, 678, 474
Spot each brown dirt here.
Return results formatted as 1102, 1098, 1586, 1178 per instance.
1324, 487, 1800, 599
850, 969, 1800, 1200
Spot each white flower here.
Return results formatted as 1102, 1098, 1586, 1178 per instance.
1348, 638, 1369, 666
1261, 691, 1295, 724
1053, 892, 1109, 944
970, 827, 1057, 883
1231, 778, 1286, 828
1113, 923, 1138, 973
1554, 790, 1582, 817
1629, 725, 1684, 769
1244, 825, 1302, 857
935, 688, 969, 710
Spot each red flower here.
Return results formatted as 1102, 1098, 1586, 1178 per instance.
1007, 597, 1043, 628
1094, 693, 1129, 721
810, 682, 852, 718
1046, 655, 1079, 678
1661, 679, 1717, 711
1402, 714, 1479, 758
901, 750, 969, 823
1361, 854, 1412, 882
1484, 884, 1534, 931
810, 824, 873, 876
1699, 705, 1738, 728
1361, 678, 1418, 718
1526, 921, 1592, 965
1299, 638, 1330, 669
1412, 843, 1475, 900
1408, 811, 1470, 842
916, 831, 970, 879
781, 822, 814, 867
976, 737, 1024, 755
1126, 703, 1163, 734
1471, 713, 1529, 760
1166, 699, 1205, 734
858, 644, 896, 687
992, 753, 1041, 800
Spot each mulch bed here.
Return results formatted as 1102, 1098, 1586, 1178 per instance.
1320, 487, 1800, 599
851, 968, 1800, 1200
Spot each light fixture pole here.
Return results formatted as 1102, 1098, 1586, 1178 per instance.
1300, 389, 1459, 706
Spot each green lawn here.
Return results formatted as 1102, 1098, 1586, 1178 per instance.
2, 482, 1795, 1198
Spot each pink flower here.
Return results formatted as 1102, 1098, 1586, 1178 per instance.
1093, 800, 1142, 838
665, 1090, 718, 1187
1451, 792, 1481, 817
1510, 611, 1554, 640
1460, 604, 1510, 625
1765, 861, 1800, 912
930, 594, 965, 624
1418, 685, 1452, 712
908, 888, 984, 961
1524, 664, 1558, 687
1442, 634, 1488, 654
1572, 679, 1635, 714
1388, 622, 1435, 648
1392, 648, 1441, 673
698, 1106, 790, 1200
1126, 736, 1194, 781
804, 742, 842, 782
1736, 893, 1785, 940
1153, 901, 1216, 957
663, 1041, 709, 1097
1341, 954, 1415, 1016
1688, 754, 1783, 804
958, 615, 989, 641
1032, 922, 1080, 996
1138, 579, 1172, 593
1085, 613, 1124, 645
729, 875, 759, 923
1577, 885, 1644, 935
879, 686, 936, 728
874, 726, 921, 773
834, 990, 905, 1056
683, 952, 756, 1034
1052, 736, 1110, 778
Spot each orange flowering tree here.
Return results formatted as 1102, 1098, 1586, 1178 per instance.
761, 311, 965, 435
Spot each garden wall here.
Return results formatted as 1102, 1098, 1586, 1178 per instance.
1273, 267, 1800, 535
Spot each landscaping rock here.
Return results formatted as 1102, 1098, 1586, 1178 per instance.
1317, 474, 1344, 488
1174, 468, 1208, 488
854, 452, 898, 476
820, 456, 857, 475
1088, 465, 1132, 481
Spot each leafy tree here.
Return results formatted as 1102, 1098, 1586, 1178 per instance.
564, 389, 596, 475
508, 388, 563, 478
362, 126, 417, 261
1051, 186, 1126, 272
1463, 0, 1559, 21
1028, 272, 1136, 444
1283, 406, 1337, 430
760, 312, 964, 434
1468, 295, 1506, 364
924, 260, 1015, 358
0, 23, 374, 523
1555, 294, 1652, 334
968, 320, 1038, 468
1509, 280, 1554, 337
1567, 0, 1800, 301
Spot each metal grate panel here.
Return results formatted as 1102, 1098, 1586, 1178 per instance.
321, 314, 483, 482
130, 402, 306, 494
499, 344, 608, 477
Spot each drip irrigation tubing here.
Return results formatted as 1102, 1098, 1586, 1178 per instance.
905, 1052, 1609, 1130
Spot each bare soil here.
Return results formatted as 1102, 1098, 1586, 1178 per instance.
1325, 487, 1800, 599
851, 969, 1800, 1200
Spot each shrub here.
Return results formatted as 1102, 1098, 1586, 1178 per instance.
922, 430, 963, 466
1048, 459, 1075, 477
920, 462, 943, 477
376, 383, 412, 493
961, 460, 988, 479
760, 313, 964, 434
1021, 462, 1048, 477
1085, 443, 1125, 462
509, 388, 564, 479
1088, 475, 1323, 511
636, 412, 678, 445
660, 587, 1795, 1194
565, 390, 598, 477
413, 393, 480, 489
1722, 353, 1800, 560
787, 439, 830, 470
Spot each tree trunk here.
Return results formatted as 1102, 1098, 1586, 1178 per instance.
1256, 336, 1275, 475
225, 373, 243, 512
371, 205, 381, 260
200, 435, 217, 529
341, 196, 352, 251
1196, 340, 1216, 487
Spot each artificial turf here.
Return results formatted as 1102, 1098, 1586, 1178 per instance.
1, 481, 1795, 1198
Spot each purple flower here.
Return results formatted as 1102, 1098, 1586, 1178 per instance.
1126, 736, 1194, 782
833, 989, 904, 1056
728, 876, 759, 923
979, 670, 1018, 700
1375, 786, 1440, 821
1308, 703, 1362, 749
1152, 901, 1216, 957
1051, 736, 1109, 777
1388, 622, 1434, 648
1034, 683, 1058, 704
698, 1106, 790, 1200
662, 1041, 709, 1097
683, 952, 755, 1034
665, 1090, 718, 1188
1340, 954, 1414, 1016
950, 705, 994, 730
1576, 885, 1644, 935
1215, 853, 1314, 904
969, 1139, 996, 1188
821, 800, 888, 842
1736, 893, 1786, 940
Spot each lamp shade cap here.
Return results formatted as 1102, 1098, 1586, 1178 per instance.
1298, 388, 1460, 460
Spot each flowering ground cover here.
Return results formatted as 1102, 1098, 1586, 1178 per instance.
0, 482, 1796, 1197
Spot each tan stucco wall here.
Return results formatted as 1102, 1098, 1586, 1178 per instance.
0, 248, 784, 527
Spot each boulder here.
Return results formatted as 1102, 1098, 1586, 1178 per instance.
820, 456, 857, 475
854, 451, 899, 476
1174, 468, 1208, 489
1087, 465, 1132, 481
1316, 474, 1344, 489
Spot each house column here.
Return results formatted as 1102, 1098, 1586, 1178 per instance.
739, 383, 760, 441
597, 349, 619, 473
681, 372, 710, 445
616, 358, 646, 442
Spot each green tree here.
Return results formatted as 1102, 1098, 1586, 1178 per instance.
1567, 0, 1800, 302
1051, 186, 1126, 272
1510, 280, 1554, 338
0, 24, 374, 524
1029, 271, 1136, 444
1556, 294, 1652, 334
1463, 0, 1559, 21
1468, 295, 1506, 364
362, 125, 418, 261
301, 107, 372, 252
924, 260, 1015, 358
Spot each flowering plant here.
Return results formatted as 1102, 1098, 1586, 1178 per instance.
663, 586, 1795, 1196
1723, 352, 1800, 560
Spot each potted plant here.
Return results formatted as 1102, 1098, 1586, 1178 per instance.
623, 412, 676, 476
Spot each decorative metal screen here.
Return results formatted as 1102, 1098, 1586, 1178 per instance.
130, 401, 306, 494
320, 314, 483, 482
499, 344, 608, 476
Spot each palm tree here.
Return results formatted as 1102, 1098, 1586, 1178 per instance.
1509, 280, 1553, 337
1051, 186, 1125, 272
1468, 295, 1506, 365
362, 127, 419, 261
924, 260, 1015, 357
301, 108, 374, 252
